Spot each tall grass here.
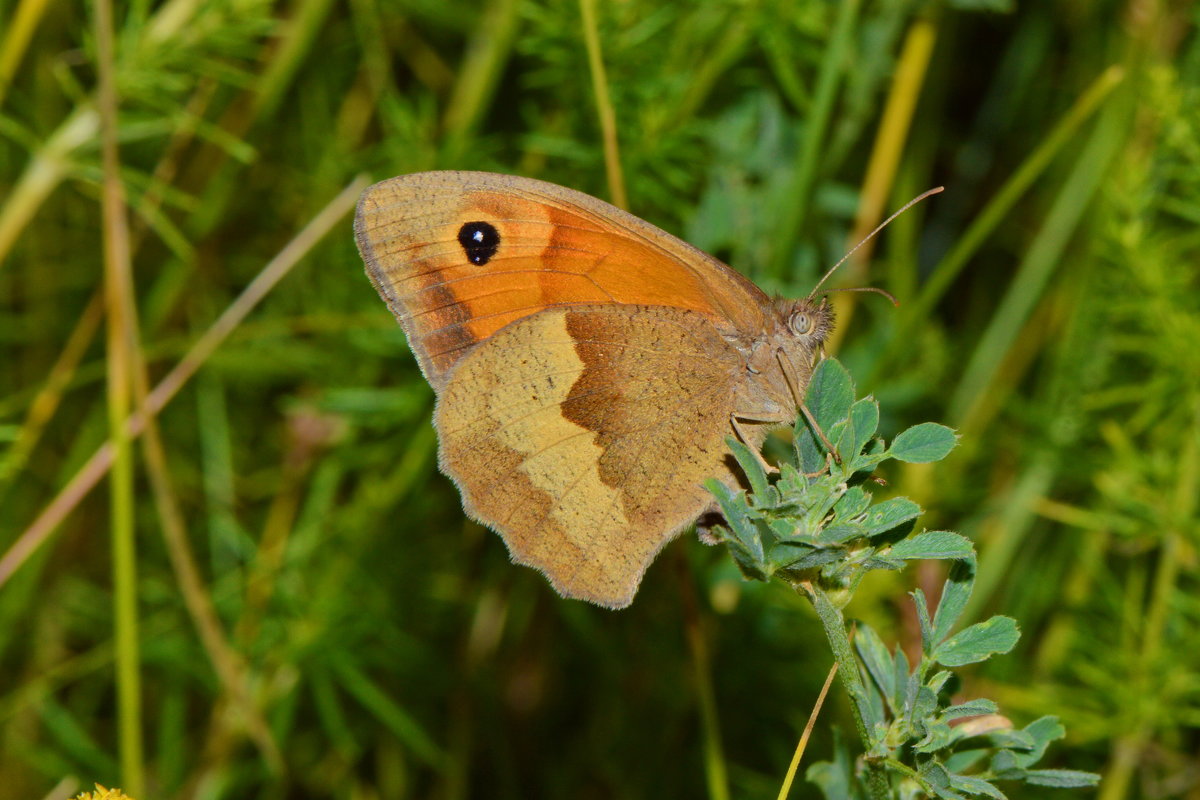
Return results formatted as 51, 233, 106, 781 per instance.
0, 1, 1195, 798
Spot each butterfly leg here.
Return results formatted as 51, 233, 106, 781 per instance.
772, 348, 842, 466
729, 413, 779, 475
800, 403, 842, 465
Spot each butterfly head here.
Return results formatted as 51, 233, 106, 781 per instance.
782, 297, 835, 348
746, 296, 836, 414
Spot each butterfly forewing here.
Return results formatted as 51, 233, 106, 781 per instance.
354, 171, 771, 388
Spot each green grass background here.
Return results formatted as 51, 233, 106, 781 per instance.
1, 0, 1197, 798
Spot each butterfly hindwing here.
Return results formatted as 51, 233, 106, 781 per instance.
435, 304, 759, 607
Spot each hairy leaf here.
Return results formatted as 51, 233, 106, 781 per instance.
890, 422, 959, 463
933, 616, 1020, 667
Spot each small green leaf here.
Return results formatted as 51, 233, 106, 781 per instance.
725, 540, 770, 581
805, 357, 855, 431
704, 479, 767, 579
855, 623, 896, 712
860, 669, 888, 738
890, 531, 974, 561
932, 558, 977, 645
889, 422, 959, 463
1013, 716, 1065, 767
949, 774, 1008, 800
988, 729, 1035, 751
989, 749, 1025, 780
837, 658, 883, 733
705, 479, 751, 540
919, 761, 963, 799
912, 589, 934, 653
945, 748, 989, 773
893, 648, 912, 715
915, 721, 955, 753
932, 616, 1020, 667
862, 554, 906, 571
816, 523, 865, 545
837, 414, 858, 464
941, 698, 1000, 721
926, 669, 952, 695
1024, 769, 1101, 788
849, 397, 879, 451
862, 497, 921, 537
794, 417, 823, 474
834, 486, 871, 520
913, 684, 938, 718
776, 546, 844, 570
725, 435, 769, 499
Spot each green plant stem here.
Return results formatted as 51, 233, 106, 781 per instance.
95, 0, 144, 793
579, 0, 627, 210
0, 0, 53, 108
680, 554, 730, 800
441, 0, 520, 163
852, 15, 939, 259
827, 12, 937, 352
805, 584, 890, 800
770, 0, 860, 281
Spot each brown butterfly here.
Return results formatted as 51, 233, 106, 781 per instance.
354, 171, 835, 608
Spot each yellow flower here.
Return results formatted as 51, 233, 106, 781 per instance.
75, 785, 134, 800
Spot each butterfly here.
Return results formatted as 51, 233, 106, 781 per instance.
354, 171, 835, 608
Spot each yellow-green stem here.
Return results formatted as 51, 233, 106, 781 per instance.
579, 0, 628, 210
680, 555, 730, 800
94, 0, 143, 793
442, 0, 520, 162
827, 13, 937, 351
776, 661, 839, 800
0, 0, 54, 108
770, 0, 860, 281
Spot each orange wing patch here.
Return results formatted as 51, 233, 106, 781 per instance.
355, 172, 768, 390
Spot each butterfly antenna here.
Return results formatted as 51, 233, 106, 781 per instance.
807, 186, 944, 300
823, 285, 900, 306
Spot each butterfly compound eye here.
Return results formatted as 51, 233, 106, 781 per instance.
789, 311, 815, 336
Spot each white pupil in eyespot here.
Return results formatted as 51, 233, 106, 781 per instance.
473, 230, 485, 242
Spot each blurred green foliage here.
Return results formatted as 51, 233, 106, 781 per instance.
0, 1, 1196, 798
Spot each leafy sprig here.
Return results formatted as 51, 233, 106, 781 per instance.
704, 358, 1099, 799
706, 358, 962, 597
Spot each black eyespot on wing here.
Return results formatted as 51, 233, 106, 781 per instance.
458, 221, 500, 266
